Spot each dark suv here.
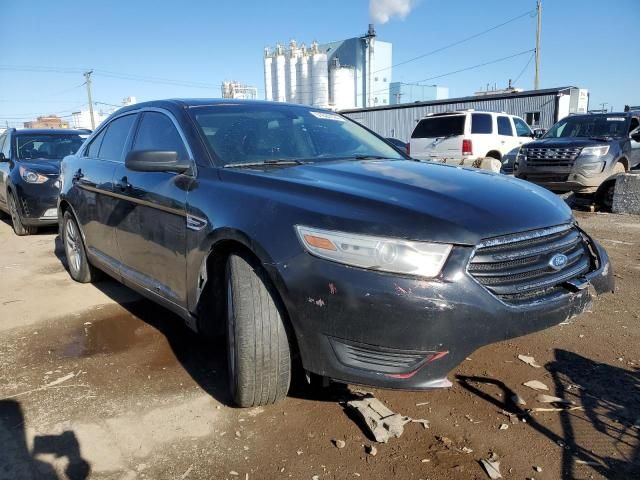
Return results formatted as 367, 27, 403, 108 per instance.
0, 128, 89, 235
515, 112, 640, 207
58, 100, 613, 407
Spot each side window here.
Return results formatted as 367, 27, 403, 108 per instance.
132, 112, 188, 160
86, 128, 106, 158
629, 118, 639, 134
513, 117, 532, 137
471, 114, 492, 134
98, 115, 136, 162
1, 134, 10, 158
0, 134, 6, 156
497, 116, 513, 136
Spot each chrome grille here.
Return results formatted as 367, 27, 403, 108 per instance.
524, 147, 582, 168
468, 225, 592, 304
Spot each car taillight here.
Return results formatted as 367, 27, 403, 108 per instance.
406, 143, 410, 156
462, 139, 473, 156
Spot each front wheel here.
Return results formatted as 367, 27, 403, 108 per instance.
601, 162, 626, 211
7, 192, 37, 236
226, 254, 291, 407
62, 211, 100, 283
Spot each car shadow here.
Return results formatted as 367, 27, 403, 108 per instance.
0, 399, 91, 480
0, 215, 58, 235
52, 235, 347, 408
457, 349, 640, 479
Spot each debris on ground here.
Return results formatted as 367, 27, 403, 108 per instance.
533, 466, 543, 472
480, 454, 502, 479
460, 446, 474, 454
499, 423, 509, 430
346, 394, 428, 443
523, 380, 549, 391
333, 439, 346, 449
500, 410, 519, 424
530, 406, 584, 413
366, 445, 377, 456
535, 394, 573, 404
436, 436, 453, 449
518, 355, 541, 368
511, 393, 527, 406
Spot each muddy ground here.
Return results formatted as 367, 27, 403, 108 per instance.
0, 212, 639, 480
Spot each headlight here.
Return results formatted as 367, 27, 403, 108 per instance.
19, 166, 48, 184
295, 226, 452, 278
580, 145, 609, 157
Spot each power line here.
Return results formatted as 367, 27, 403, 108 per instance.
370, 8, 536, 75
513, 51, 535, 85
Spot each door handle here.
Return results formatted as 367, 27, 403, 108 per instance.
72, 170, 84, 183
116, 176, 132, 192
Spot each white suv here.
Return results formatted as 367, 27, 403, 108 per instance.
409, 110, 534, 167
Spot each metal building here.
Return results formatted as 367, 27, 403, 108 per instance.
221, 81, 258, 100
263, 24, 392, 109
341, 86, 590, 142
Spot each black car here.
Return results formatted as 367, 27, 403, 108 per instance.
58, 100, 614, 407
0, 128, 89, 235
515, 112, 640, 208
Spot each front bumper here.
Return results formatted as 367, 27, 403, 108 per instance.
516, 156, 618, 193
14, 181, 60, 226
270, 239, 613, 390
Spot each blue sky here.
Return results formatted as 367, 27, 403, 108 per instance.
1, 0, 637, 126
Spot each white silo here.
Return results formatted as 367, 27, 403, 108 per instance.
285, 40, 299, 103
273, 43, 287, 102
296, 44, 311, 105
329, 59, 356, 110
310, 41, 329, 108
263, 48, 273, 101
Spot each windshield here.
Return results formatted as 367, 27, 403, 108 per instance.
543, 115, 629, 139
16, 134, 86, 160
190, 104, 404, 166
411, 115, 465, 138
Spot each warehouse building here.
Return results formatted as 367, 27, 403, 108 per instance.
341, 86, 589, 142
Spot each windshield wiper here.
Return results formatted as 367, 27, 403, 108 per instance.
350, 154, 391, 160
224, 159, 305, 168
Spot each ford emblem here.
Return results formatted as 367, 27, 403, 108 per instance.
549, 253, 568, 271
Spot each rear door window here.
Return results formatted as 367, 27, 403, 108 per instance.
86, 129, 106, 158
411, 116, 465, 138
98, 114, 136, 162
497, 116, 514, 136
132, 112, 188, 160
513, 117, 532, 137
471, 114, 492, 134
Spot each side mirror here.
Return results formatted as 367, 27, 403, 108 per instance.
0, 153, 6, 162
631, 132, 640, 142
533, 128, 546, 139
125, 150, 191, 173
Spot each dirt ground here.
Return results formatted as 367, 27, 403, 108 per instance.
1, 211, 639, 480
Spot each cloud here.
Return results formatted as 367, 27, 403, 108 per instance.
369, 0, 416, 24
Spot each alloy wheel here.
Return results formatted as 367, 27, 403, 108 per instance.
64, 219, 82, 275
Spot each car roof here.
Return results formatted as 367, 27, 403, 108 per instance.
568, 112, 634, 120
421, 110, 518, 118
114, 98, 322, 115
13, 128, 90, 135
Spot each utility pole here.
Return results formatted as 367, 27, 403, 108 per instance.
534, 0, 542, 90
83, 70, 95, 129
363, 24, 376, 108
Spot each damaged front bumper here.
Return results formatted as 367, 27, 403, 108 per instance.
270, 237, 614, 390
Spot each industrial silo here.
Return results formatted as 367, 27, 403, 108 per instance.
296, 44, 311, 106
274, 44, 286, 102
329, 59, 355, 110
310, 41, 328, 108
263, 48, 273, 101
286, 40, 298, 103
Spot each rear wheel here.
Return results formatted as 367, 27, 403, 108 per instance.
62, 211, 100, 283
226, 254, 291, 407
7, 192, 37, 236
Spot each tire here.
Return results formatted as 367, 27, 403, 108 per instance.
226, 254, 291, 407
601, 162, 626, 211
62, 210, 100, 283
7, 192, 37, 236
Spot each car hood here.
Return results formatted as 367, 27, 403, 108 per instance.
525, 137, 613, 149
221, 159, 573, 246
18, 159, 61, 175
